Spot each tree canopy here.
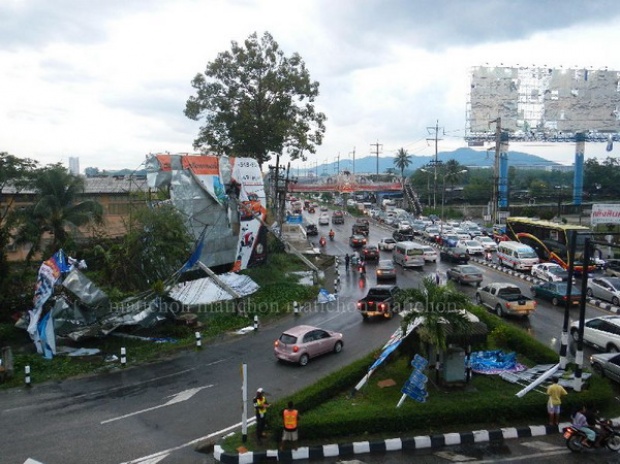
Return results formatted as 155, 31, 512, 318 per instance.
185, 31, 327, 167
393, 148, 412, 180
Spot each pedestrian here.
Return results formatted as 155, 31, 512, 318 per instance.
280, 401, 299, 451
545, 377, 567, 425
344, 253, 350, 272
253, 387, 270, 443
434, 271, 441, 285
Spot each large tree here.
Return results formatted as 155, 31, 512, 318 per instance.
393, 148, 411, 180
185, 31, 327, 167
14, 164, 104, 261
0, 153, 39, 291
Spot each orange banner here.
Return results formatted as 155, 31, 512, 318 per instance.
181, 155, 220, 175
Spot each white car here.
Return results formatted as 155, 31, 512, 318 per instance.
531, 263, 570, 282
419, 245, 438, 263
571, 315, 620, 352
378, 237, 396, 251
457, 240, 484, 255
318, 213, 330, 225
476, 236, 498, 252
587, 276, 620, 306
453, 228, 471, 241
397, 221, 412, 231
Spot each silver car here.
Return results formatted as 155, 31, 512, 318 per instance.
587, 276, 620, 306
591, 352, 620, 383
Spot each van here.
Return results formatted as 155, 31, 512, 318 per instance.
496, 241, 540, 271
393, 241, 425, 269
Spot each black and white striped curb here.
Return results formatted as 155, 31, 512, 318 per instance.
213, 423, 562, 463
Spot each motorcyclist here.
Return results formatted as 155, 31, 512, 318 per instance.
319, 236, 326, 247
329, 229, 335, 241
572, 405, 596, 447
585, 405, 608, 447
358, 259, 366, 276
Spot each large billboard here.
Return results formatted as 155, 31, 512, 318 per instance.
468, 66, 620, 136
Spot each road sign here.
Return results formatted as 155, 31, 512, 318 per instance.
408, 370, 428, 387
401, 380, 428, 403
411, 354, 428, 371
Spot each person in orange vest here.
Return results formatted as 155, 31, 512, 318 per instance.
280, 401, 299, 450
253, 388, 270, 443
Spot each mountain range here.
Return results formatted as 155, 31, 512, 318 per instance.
308, 147, 558, 176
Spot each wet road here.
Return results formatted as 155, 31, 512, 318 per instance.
1, 209, 617, 464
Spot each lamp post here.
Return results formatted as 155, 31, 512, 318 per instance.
442, 170, 468, 221
420, 168, 431, 208
555, 185, 562, 222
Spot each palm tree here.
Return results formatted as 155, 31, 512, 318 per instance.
395, 277, 473, 382
393, 148, 412, 181
15, 165, 104, 261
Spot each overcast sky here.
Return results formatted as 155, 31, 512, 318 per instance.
3, 0, 620, 173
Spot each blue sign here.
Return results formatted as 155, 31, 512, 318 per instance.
411, 354, 428, 371
401, 380, 428, 403
408, 370, 428, 387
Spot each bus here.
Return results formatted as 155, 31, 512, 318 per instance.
499, 217, 595, 273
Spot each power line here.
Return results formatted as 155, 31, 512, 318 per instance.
370, 140, 383, 176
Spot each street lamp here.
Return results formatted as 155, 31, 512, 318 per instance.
441, 170, 468, 221
555, 185, 562, 222
419, 168, 431, 208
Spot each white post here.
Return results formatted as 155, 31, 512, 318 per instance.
516, 363, 559, 398
25, 365, 31, 386
396, 393, 407, 408
253, 315, 259, 331
195, 331, 202, 349
120, 347, 126, 367
241, 363, 248, 443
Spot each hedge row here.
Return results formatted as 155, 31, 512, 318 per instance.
239, 306, 615, 445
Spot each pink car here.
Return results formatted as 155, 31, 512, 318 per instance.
274, 325, 344, 366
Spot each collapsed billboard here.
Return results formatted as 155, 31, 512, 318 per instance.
145, 154, 267, 270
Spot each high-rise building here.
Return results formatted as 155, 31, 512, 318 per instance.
68, 157, 80, 176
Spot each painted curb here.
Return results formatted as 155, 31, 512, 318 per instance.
213, 423, 563, 463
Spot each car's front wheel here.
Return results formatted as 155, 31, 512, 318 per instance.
333, 341, 343, 354
613, 296, 620, 306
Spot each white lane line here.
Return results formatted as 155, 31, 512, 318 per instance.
119, 418, 256, 464
101, 385, 213, 424
469, 449, 570, 463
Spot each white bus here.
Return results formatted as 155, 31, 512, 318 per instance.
393, 241, 425, 268
496, 241, 540, 271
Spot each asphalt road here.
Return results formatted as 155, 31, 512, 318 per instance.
0, 209, 614, 464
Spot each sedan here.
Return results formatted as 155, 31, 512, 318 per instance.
318, 213, 330, 225
530, 282, 581, 306
439, 233, 459, 247
362, 245, 380, 263
458, 240, 484, 255
376, 259, 397, 282
440, 247, 470, 264
349, 235, 367, 248
605, 259, 620, 278
590, 352, 620, 383
274, 325, 343, 366
378, 237, 396, 251
476, 236, 498, 252
531, 263, 571, 282
587, 276, 620, 306
446, 264, 483, 286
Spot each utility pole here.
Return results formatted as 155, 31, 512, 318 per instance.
490, 117, 501, 225
351, 147, 356, 175
370, 140, 383, 176
426, 120, 443, 210
337, 153, 340, 174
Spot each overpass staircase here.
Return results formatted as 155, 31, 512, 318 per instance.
404, 182, 423, 216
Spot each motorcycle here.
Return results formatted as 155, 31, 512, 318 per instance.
563, 419, 620, 452
319, 237, 327, 247
329, 232, 335, 241
357, 263, 366, 277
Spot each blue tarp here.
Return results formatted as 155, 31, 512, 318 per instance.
470, 350, 518, 373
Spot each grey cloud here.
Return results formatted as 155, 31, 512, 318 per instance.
0, 0, 167, 49
315, 0, 620, 52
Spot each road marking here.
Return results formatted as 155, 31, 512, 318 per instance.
469, 449, 570, 463
101, 385, 213, 424
520, 440, 563, 451
435, 450, 477, 461
119, 419, 256, 464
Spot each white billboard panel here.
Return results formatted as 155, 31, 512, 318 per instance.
591, 203, 620, 226
469, 66, 620, 134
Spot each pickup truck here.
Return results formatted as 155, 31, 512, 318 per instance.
357, 285, 401, 320
475, 283, 537, 318
352, 221, 369, 236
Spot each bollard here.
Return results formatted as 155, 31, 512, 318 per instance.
253, 315, 259, 331
120, 347, 127, 367
25, 365, 31, 387
293, 301, 299, 316
195, 331, 202, 349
